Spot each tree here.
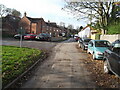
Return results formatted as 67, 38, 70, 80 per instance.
67, 24, 74, 34
12, 9, 21, 17
0, 4, 21, 17
0, 4, 7, 17
62, 0, 119, 31
79, 26, 83, 31
59, 22, 65, 27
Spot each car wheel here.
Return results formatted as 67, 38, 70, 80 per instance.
87, 49, 90, 54
104, 60, 110, 74
82, 46, 85, 50
93, 53, 96, 60
78, 43, 81, 48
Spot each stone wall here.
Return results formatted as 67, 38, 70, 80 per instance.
100, 34, 120, 43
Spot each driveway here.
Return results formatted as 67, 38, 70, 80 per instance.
19, 38, 97, 88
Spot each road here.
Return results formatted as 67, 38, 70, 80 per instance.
2, 38, 97, 88
2, 38, 57, 52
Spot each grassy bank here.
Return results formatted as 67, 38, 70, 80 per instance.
2, 45, 42, 86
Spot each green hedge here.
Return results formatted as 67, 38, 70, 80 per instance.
2, 45, 42, 86
107, 23, 120, 34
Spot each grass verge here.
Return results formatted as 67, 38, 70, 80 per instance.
2, 45, 42, 87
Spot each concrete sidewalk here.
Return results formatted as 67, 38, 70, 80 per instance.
21, 41, 97, 88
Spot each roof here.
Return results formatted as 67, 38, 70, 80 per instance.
91, 40, 109, 42
27, 17, 43, 23
45, 22, 58, 28
82, 25, 95, 31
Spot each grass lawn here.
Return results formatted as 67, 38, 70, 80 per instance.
2, 45, 42, 86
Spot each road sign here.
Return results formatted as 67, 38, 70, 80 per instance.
17, 27, 25, 35
17, 27, 25, 47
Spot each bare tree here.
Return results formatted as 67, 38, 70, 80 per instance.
67, 24, 75, 34
0, 4, 21, 17
0, 4, 7, 17
0, 4, 13, 17
62, 0, 119, 30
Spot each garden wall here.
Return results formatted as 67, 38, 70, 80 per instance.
100, 34, 120, 43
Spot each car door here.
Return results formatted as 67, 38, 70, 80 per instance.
112, 48, 120, 76
88, 41, 94, 54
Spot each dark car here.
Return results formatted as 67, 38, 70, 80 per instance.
103, 40, 120, 77
78, 38, 92, 50
35, 33, 51, 41
14, 34, 26, 39
24, 34, 36, 40
111, 39, 120, 47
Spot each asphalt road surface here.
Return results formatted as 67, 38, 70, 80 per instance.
2, 38, 57, 52
2, 38, 97, 88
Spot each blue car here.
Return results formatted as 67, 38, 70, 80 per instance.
87, 40, 110, 60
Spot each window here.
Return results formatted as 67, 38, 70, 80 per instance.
95, 41, 110, 47
88, 41, 93, 47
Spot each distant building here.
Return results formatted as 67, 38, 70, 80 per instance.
19, 12, 66, 37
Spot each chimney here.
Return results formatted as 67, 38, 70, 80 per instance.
48, 20, 50, 23
24, 12, 27, 17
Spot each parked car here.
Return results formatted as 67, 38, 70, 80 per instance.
35, 33, 51, 41
111, 39, 120, 47
14, 34, 26, 39
74, 34, 79, 41
87, 40, 110, 60
24, 34, 36, 40
78, 38, 92, 50
103, 41, 120, 77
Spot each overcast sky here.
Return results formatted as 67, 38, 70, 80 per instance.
0, 0, 88, 29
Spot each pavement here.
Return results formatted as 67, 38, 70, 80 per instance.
20, 38, 97, 88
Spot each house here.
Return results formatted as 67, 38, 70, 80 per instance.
19, 12, 64, 37
78, 25, 98, 39
19, 12, 45, 34
2, 14, 21, 36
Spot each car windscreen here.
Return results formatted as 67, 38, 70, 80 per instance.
95, 41, 110, 47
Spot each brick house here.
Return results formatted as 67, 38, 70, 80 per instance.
19, 12, 45, 34
19, 12, 64, 37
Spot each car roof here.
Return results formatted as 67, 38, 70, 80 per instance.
91, 40, 109, 42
